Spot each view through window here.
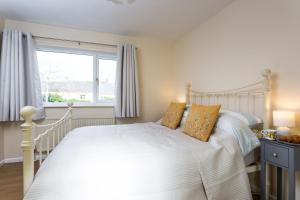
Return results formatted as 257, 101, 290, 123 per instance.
37, 49, 117, 104
98, 59, 116, 102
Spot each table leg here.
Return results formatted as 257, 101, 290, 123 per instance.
277, 167, 282, 200
260, 160, 266, 200
288, 168, 295, 200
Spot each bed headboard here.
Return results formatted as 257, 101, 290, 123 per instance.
186, 69, 272, 129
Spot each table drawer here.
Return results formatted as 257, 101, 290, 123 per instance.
265, 143, 289, 167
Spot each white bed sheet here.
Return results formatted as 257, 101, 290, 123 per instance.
24, 123, 252, 200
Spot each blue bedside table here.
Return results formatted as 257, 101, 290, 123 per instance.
260, 138, 300, 200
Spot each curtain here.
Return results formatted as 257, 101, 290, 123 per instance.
115, 43, 140, 118
0, 29, 45, 121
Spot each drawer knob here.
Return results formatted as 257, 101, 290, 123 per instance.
273, 153, 278, 158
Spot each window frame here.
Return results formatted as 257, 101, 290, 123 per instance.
37, 46, 117, 107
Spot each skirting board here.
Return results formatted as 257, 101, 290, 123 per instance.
0, 155, 46, 166
0, 157, 23, 165
0, 159, 5, 167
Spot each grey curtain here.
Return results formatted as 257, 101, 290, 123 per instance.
0, 29, 45, 121
115, 44, 140, 118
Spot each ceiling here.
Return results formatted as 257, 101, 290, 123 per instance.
0, 0, 234, 40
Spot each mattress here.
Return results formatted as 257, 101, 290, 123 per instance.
24, 123, 252, 200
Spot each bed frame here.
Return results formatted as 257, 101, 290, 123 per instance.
20, 69, 272, 195
186, 69, 272, 196
186, 69, 272, 130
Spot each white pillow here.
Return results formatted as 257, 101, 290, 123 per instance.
156, 118, 162, 124
175, 107, 260, 155
220, 109, 262, 128
216, 113, 260, 156
177, 109, 189, 131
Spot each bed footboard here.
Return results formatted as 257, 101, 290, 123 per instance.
20, 104, 73, 195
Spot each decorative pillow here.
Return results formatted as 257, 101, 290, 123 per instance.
184, 104, 221, 142
161, 102, 186, 129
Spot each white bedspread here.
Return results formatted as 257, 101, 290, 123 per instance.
24, 123, 252, 200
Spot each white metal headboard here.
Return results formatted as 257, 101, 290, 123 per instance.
186, 69, 272, 129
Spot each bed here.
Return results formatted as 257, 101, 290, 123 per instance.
20, 69, 272, 200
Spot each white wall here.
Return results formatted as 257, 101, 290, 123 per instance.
174, 0, 300, 132
173, 0, 300, 198
1, 19, 175, 160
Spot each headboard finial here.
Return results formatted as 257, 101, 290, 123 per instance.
261, 68, 272, 129
261, 68, 271, 91
187, 83, 191, 89
186, 83, 192, 104
261, 68, 271, 79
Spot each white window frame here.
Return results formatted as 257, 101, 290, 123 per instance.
37, 46, 117, 107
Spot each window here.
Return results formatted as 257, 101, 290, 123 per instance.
37, 48, 117, 105
98, 59, 116, 102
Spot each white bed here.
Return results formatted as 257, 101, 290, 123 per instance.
20, 69, 272, 200
24, 123, 251, 200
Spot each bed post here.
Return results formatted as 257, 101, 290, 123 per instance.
186, 83, 191, 104
262, 69, 272, 129
20, 106, 37, 195
261, 68, 272, 200
67, 102, 73, 130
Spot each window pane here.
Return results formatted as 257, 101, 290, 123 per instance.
98, 59, 116, 102
37, 51, 93, 103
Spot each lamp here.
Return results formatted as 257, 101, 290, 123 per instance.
273, 110, 295, 136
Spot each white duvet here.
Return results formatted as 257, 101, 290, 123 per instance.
24, 123, 252, 200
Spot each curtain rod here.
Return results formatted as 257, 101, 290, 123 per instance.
33, 35, 118, 48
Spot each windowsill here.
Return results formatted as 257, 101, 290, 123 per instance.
43, 102, 114, 108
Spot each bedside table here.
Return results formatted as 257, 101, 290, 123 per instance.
260, 138, 300, 200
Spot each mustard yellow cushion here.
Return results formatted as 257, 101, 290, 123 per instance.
161, 102, 186, 129
184, 104, 221, 142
